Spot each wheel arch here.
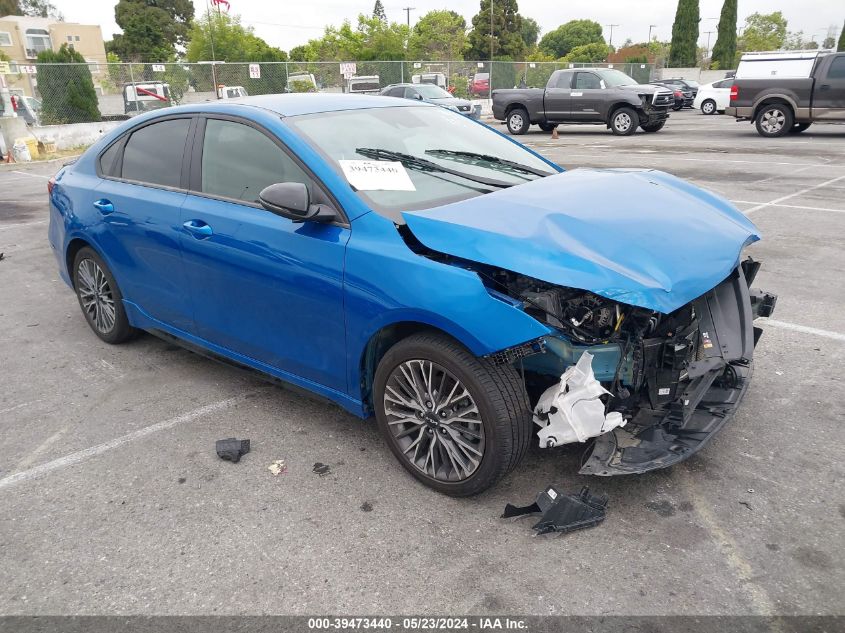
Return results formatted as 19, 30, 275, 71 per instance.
65, 237, 94, 289
358, 320, 478, 416
504, 102, 529, 117
606, 101, 640, 127
752, 95, 796, 121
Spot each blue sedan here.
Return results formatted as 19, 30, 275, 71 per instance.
48, 94, 776, 495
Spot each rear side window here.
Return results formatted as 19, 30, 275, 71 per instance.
121, 118, 190, 188
574, 73, 601, 90
828, 56, 845, 79
555, 72, 573, 89
200, 118, 313, 204
99, 140, 122, 177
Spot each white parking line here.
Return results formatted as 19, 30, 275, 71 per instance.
0, 396, 247, 492
760, 318, 845, 343
9, 170, 50, 179
730, 201, 845, 214
745, 174, 845, 215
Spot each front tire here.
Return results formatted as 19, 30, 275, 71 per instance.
755, 104, 794, 137
701, 99, 717, 115
73, 247, 137, 344
610, 107, 638, 136
506, 108, 530, 135
373, 332, 531, 496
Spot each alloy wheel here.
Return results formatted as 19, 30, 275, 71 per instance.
614, 112, 632, 132
761, 108, 786, 134
702, 100, 715, 114
77, 258, 116, 334
509, 113, 524, 131
383, 359, 485, 482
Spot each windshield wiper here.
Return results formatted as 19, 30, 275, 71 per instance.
355, 147, 514, 188
424, 149, 554, 177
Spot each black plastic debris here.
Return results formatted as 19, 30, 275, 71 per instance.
215, 438, 250, 463
312, 462, 331, 475
502, 486, 608, 535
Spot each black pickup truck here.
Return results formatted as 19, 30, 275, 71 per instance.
492, 68, 675, 136
726, 51, 845, 137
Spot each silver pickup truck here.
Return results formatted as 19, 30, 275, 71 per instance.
726, 51, 845, 137
492, 68, 675, 136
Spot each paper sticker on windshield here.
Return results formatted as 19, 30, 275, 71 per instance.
339, 160, 416, 191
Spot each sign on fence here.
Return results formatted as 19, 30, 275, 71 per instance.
249, 63, 260, 79
340, 62, 357, 78
19, 65, 37, 74
151, 64, 166, 72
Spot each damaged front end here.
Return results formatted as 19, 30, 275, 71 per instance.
487, 259, 777, 476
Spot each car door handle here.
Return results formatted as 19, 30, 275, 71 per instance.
819, 84, 831, 91
183, 220, 213, 239
93, 199, 114, 214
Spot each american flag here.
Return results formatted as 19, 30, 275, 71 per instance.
211, 0, 230, 10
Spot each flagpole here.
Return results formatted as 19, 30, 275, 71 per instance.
206, 0, 219, 99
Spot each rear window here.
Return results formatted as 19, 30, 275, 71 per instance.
121, 118, 190, 188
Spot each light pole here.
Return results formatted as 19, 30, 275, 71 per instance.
606, 24, 619, 48
648, 24, 657, 42
704, 31, 714, 58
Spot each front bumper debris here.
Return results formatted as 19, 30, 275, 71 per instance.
503, 486, 608, 535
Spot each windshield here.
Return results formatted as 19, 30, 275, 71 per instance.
596, 69, 638, 86
415, 84, 452, 99
285, 105, 557, 222
684, 80, 700, 87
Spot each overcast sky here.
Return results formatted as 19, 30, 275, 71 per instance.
55, 0, 843, 53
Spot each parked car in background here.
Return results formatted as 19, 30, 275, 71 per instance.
286, 73, 318, 92
217, 85, 248, 99
493, 68, 674, 135
412, 72, 447, 90
49, 94, 775, 495
658, 78, 700, 101
727, 50, 845, 137
694, 79, 733, 114
348, 75, 381, 94
468, 73, 489, 97
380, 83, 481, 119
5, 93, 41, 126
122, 82, 171, 115
654, 82, 694, 110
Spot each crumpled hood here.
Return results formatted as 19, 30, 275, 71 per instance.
402, 168, 760, 313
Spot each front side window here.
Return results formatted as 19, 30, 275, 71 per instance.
285, 105, 556, 222
828, 56, 845, 79
574, 72, 602, 90
554, 72, 573, 89
121, 118, 190, 188
200, 118, 312, 204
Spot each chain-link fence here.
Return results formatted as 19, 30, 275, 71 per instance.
0, 60, 656, 127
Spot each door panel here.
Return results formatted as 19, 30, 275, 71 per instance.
179, 116, 350, 392
543, 72, 573, 120
812, 55, 845, 120
569, 72, 605, 121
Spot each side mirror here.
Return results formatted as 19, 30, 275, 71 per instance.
259, 182, 336, 224
413, 93, 423, 100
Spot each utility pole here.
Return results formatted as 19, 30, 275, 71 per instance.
606, 24, 619, 47
489, 0, 494, 60
402, 6, 415, 27
648, 24, 657, 42
205, 0, 219, 99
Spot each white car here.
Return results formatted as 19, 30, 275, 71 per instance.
693, 78, 734, 115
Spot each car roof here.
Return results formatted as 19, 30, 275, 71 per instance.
173, 93, 430, 117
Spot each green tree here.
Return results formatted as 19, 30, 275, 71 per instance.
408, 10, 466, 60
521, 17, 540, 49
538, 20, 603, 59
668, 0, 700, 67
465, 0, 526, 60
36, 44, 101, 124
112, 0, 194, 62
562, 42, 610, 63
372, 0, 386, 22
838, 21, 845, 51
710, 0, 737, 70
738, 12, 788, 52
186, 12, 287, 62
0, 0, 21, 14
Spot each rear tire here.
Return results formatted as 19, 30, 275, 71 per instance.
506, 108, 530, 135
610, 107, 638, 136
789, 122, 812, 134
73, 247, 138, 344
672, 102, 683, 111
373, 332, 532, 496
701, 99, 717, 115
755, 103, 794, 137
539, 122, 558, 133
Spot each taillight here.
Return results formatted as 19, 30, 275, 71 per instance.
730, 85, 739, 101
47, 177, 55, 195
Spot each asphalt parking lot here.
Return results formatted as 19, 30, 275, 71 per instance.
1, 109, 843, 616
